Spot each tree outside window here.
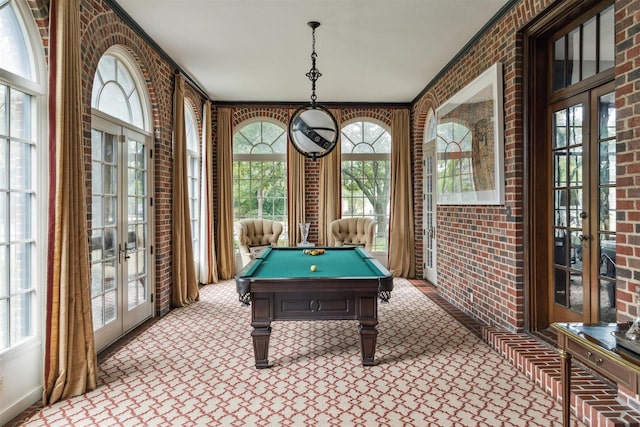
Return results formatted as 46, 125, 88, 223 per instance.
232, 120, 287, 243
341, 120, 391, 252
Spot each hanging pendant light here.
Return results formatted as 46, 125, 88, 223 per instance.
288, 21, 338, 161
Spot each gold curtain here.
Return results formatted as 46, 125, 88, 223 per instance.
216, 108, 236, 279
198, 101, 218, 284
287, 109, 306, 246
318, 109, 342, 246
388, 109, 416, 277
171, 75, 199, 306
44, 0, 97, 405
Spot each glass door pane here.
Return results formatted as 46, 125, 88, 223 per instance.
122, 129, 151, 331
552, 102, 585, 317
597, 91, 616, 322
90, 128, 119, 331
125, 135, 147, 310
423, 144, 437, 284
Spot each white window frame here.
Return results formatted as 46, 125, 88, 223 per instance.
0, 0, 47, 423
185, 102, 200, 269
232, 119, 288, 242
340, 119, 391, 253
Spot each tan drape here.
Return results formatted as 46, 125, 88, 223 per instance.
216, 108, 236, 279
388, 109, 415, 277
318, 109, 342, 246
287, 109, 306, 246
198, 101, 219, 284
171, 75, 199, 306
44, 0, 97, 405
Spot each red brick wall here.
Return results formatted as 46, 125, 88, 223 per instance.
614, 0, 640, 321
410, 0, 640, 331
411, 0, 555, 331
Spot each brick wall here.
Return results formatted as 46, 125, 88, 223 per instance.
410, 0, 640, 331
411, 0, 554, 331
614, 0, 640, 321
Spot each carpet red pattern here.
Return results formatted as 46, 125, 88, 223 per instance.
16, 279, 582, 426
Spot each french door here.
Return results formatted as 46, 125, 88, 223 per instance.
550, 82, 616, 323
90, 116, 153, 350
423, 142, 437, 284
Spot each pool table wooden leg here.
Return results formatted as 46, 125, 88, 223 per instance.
359, 324, 377, 366
252, 326, 271, 368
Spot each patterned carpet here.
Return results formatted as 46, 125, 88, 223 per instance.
17, 278, 576, 426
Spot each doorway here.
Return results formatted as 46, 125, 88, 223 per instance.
549, 83, 616, 323
90, 116, 153, 350
527, 1, 615, 328
423, 142, 437, 284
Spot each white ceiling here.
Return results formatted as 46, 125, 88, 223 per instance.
114, 0, 512, 103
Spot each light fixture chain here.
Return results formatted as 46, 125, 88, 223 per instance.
306, 23, 322, 107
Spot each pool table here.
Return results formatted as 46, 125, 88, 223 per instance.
235, 246, 393, 368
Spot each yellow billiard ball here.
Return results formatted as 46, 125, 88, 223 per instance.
310, 265, 317, 272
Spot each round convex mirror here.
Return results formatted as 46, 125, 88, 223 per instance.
288, 104, 338, 160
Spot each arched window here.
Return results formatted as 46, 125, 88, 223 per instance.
91, 54, 146, 129
232, 120, 287, 241
341, 120, 391, 252
0, 0, 44, 353
436, 121, 474, 194
0, 1, 46, 418
185, 102, 200, 268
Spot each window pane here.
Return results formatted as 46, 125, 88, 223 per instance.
553, 110, 567, 148
98, 82, 130, 123
0, 193, 6, 242
129, 91, 143, 129
599, 139, 616, 186
599, 92, 616, 139
0, 298, 7, 349
0, 246, 6, 296
0, 3, 33, 80
10, 242, 31, 293
9, 139, 32, 190
552, 37, 566, 91
0, 85, 7, 136
97, 55, 116, 82
10, 191, 31, 240
117, 60, 134, 95
0, 138, 7, 189
567, 27, 580, 86
10, 89, 31, 140
10, 291, 34, 344
582, 17, 597, 80
599, 6, 614, 71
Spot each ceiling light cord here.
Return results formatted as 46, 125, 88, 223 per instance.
306, 21, 322, 107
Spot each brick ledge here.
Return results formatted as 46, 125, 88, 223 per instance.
482, 326, 640, 427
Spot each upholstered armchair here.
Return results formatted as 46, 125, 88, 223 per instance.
235, 219, 284, 266
329, 218, 376, 252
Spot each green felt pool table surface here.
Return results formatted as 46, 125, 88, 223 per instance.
242, 246, 387, 278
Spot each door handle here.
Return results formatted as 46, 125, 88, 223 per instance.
118, 243, 131, 263
579, 234, 589, 241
